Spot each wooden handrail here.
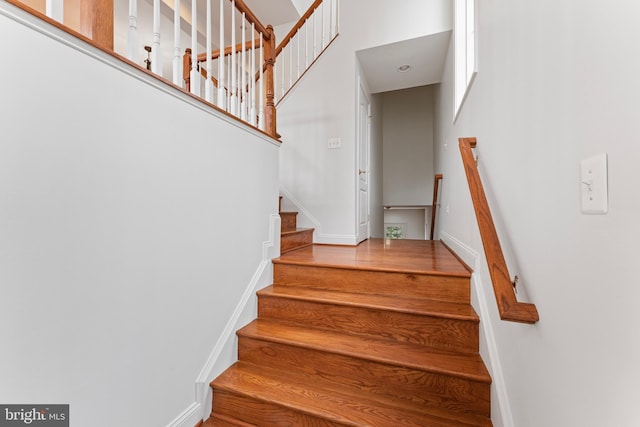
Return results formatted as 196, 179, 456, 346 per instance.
231, 0, 270, 39
196, 39, 262, 63
430, 174, 443, 240
276, 0, 323, 56
459, 137, 539, 324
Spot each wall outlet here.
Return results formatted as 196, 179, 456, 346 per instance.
328, 138, 341, 149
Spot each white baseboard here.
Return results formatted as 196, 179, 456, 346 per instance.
440, 231, 514, 427
173, 214, 281, 424
315, 233, 358, 245
166, 402, 202, 427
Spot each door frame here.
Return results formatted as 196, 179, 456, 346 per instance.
356, 77, 371, 243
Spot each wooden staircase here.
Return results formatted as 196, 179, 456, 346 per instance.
203, 239, 493, 426
279, 197, 314, 253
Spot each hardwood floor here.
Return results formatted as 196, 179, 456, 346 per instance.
277, 239, 471, 276
204, 239, 492, 426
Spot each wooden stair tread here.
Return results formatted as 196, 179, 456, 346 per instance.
202, 413, 257, 426
274, 239, 472, 278
281, 227, 313, 236
213, 362, 492, 427
258, 284, 479, 322
237, 319, 491, 384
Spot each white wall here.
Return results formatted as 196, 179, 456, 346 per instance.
434, 1, 640, 426
277, 0, 452, 244
382, 85, 435, 206
0, 4, 279, 427
369, 93, 384, 238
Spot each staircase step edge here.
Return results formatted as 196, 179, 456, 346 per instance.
237, 319, 491, 384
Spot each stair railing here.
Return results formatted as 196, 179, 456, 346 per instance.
180, 0, 276, 137
459, 137, 539, 324
274, 0, 339, 105
429, 174, 443, 240
10, 0, 279, 138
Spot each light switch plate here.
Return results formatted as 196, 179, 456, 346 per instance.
328, 138, 341, 149
580, 153, 608, 214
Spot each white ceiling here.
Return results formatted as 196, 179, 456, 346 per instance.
356, 31, 452, 94
243, 0, 302, 27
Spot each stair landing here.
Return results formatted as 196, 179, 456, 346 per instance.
276, 238, 471, 276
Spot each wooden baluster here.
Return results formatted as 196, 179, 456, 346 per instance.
127, 0, 138, 62
264, 25, 276, 137
173, 0, 181, 85
205, 0, 213, 102
46, 0, 63, 22
152, 0, 161, 75
217, 0, 225, 108
183, 48, 192, 91
258, 36, 264, 130
190, 0, 199, 95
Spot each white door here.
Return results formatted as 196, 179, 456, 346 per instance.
357, 83, 370, 242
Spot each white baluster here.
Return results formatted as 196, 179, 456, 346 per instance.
152, 0, 161, 76
280, 45, 285, 100
127, 0, 138, 62
46, 0, 63, 22
205, 0, 212, 102
289, 40, 293, 91
250, 23, 256, 126
258, 36, 264, 130
329, 0, 334, 39
241, 12, 247, 121
297, 29, 300, 80
321, 0, 325, 50
227, 55, 232, 110
335, 0, 340, 36
173, 0, 181, 85
305, 18, 308, 68
313, 7, 317, 59
230, 1, 237, 116
190, 0, 199, 95
217, 0, 225, 108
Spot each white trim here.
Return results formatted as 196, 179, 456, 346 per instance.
315, 233, 357, 245
186, 214, 280, 423
440, 231, 514, 427
0, 1, 279, 149
195, 213, 280, 382
165, 402, 202, 427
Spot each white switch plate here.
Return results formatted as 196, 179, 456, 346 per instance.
580, 153, 608, 214
328, 138, 341, 149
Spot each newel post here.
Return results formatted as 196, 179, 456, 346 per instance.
263, 25, 277, 138
183, 48, 192, 92
80, 0, 114, 50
